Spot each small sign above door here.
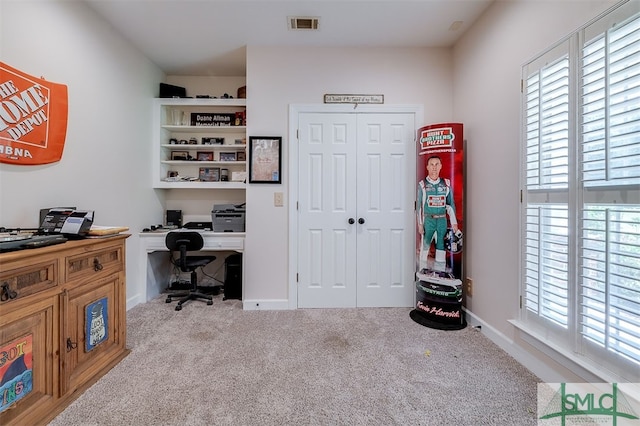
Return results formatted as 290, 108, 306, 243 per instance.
323, 94, 384, 104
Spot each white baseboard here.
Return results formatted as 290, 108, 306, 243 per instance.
464, 308, 581, 383
126, 294, 144, 311
242, 299, 291, 310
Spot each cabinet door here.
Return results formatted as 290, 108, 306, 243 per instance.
61, 272, 125, 394
0, 297, 58, 426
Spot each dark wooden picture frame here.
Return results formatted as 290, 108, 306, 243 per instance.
249, 136, 282, 184
196, 151, 214, 161
196, 151, 213, 161
171, 151, 189, 161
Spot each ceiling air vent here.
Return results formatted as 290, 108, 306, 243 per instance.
288, 16, 319, 30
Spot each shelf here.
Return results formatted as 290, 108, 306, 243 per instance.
155, 98, 246, 107
154, 181, 246, 189
162, 125, 246, 133
161, 144, 246, 150
161, 161, 246, 166
153, 97, 247, 192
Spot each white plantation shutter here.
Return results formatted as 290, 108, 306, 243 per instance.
579, 11, 640, 371
525, 56, 571, 190
524, 204, 569, 327
521, 0, 640, 380
523, 41, 572, 339
580, 205, 640, 365
581, 14, 640, 186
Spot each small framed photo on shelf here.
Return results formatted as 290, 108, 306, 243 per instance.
167, 170, 179, 178
171, 151, 189, 161
199, 167, 220, 182
219, 152, 237, 162
249, 136, 282, 184
236, 151, 246, 161
196, 151, 214, 161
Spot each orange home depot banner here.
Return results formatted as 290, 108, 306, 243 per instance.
0, 62, 68, 165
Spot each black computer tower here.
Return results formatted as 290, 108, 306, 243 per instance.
224, 253, 242, 300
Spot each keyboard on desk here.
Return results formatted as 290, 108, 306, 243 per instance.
0, 234, 68, 252
183, 221, 212, 230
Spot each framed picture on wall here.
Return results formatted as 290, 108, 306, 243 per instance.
248, 136, 282, 184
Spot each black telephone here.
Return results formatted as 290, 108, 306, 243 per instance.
40, 208, 94, 236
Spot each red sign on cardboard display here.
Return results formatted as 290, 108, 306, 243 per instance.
0, 62, 68, 165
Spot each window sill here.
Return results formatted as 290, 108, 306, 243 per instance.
509, 319, 637, 385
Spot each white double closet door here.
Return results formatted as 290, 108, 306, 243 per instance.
296, 110, 416, 308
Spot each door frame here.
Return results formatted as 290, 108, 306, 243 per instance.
288, 104, 424, 309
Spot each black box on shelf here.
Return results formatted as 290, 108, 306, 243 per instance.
159, 82, 187, 98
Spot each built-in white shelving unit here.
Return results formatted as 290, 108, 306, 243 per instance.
152, 98, 247, 190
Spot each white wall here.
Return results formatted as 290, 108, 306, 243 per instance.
245, 46, 452, 305
452, 0, 620, 381
0, 0, 164, 307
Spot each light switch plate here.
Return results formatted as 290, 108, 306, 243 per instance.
274, 192, 284, 207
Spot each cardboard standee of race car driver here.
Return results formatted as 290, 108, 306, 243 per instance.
416, 155, 460, 272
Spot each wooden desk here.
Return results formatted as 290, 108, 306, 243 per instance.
0, 234, 130, 425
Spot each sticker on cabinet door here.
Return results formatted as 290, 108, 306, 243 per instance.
86, 298, 108, 351
0, 334, 33, 412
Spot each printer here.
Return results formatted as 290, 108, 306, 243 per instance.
211, 203, 246, 232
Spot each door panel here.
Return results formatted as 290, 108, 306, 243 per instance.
356, 113, 415, 307
298, 113, 358, 308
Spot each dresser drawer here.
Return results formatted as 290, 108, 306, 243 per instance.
65, 243, 124, 283
0, 260, 58, 304
202, 236, 244, 250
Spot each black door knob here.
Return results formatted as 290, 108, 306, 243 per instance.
358, 218, 365, 224
348, 218, 355, 224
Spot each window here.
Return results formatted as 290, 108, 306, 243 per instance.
521, 0, 640, 381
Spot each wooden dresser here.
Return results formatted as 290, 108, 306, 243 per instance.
0, 234, 130, 425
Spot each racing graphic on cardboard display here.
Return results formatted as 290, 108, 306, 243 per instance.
411, 123, 466, 330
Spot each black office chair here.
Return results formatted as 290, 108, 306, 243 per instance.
165, 231, 217, 311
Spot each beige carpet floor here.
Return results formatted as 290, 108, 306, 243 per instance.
49, 294, 540, 425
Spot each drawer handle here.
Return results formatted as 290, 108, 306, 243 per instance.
93, 258, 103, 271
0, 283, 17, 302
66, 338, 77, 352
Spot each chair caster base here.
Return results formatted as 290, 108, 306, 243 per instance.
166, 298, 172, 303
207, 300, 213, 305
175, 305, 182, 311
